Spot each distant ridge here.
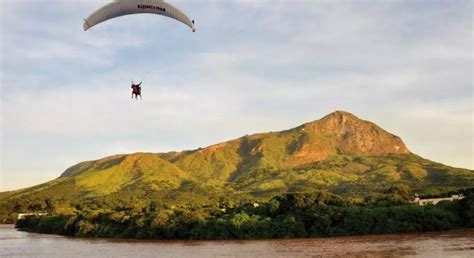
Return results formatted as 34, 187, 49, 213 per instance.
1, 110, 473, 208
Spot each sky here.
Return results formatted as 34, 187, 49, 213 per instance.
0, 0, 472, 191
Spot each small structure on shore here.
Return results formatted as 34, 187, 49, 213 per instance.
412, 194, 464, 206
17, 213, 49, 220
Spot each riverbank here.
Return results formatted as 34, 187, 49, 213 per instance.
3, 224, 474, 257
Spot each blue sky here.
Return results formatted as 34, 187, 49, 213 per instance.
1, 0, 472, 191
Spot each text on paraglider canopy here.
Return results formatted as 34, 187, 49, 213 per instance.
137, 4, 166, 12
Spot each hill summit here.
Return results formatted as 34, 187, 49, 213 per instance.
287, 110, 410, 165
1, 110, 473, 209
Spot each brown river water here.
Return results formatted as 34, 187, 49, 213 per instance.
1, 225, 473, 257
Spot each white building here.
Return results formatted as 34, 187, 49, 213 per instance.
17, 213, 49, 220
412, 194, 464, 206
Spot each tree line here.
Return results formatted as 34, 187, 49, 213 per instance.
15, 191, 474, 239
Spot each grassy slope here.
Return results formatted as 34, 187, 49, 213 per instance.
2, 149, 471, 207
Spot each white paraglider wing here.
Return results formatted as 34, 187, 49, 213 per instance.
83, 0, 195, 32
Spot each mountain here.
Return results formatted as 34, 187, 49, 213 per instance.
1, 111, 473, 215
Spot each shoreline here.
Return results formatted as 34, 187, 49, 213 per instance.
8, 223, 473, 242
3, 225, 474, 257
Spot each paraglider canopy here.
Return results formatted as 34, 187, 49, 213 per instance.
83, 0, 196, 32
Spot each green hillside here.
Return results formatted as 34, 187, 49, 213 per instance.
1, 111, 473, 222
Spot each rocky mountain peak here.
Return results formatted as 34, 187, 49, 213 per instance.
299, 110, 410, 158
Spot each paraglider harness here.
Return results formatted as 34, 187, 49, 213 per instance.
131, 81, 142, 100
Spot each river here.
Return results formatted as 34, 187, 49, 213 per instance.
1, 225, 473, 257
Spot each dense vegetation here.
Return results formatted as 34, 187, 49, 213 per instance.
2, 153, 473, 223
15, 191, 474, 239
3, 111, 474, 241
